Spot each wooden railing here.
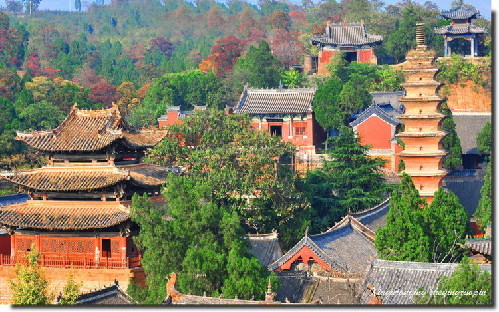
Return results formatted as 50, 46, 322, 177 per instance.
0, 254, 141, 269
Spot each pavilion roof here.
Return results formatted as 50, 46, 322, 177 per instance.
311, 22, 383, 47
434, 24, 486, 35
1, 163, 169, 191
269, 199, 389, 273
120, 163, 170, 187
441, 5, 479, 20
234, 88, 315, 115
1, 166, 129, 191
16, 104, 167, 152
0, 200, 129, 230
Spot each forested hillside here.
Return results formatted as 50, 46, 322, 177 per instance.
0, 0, 491, 168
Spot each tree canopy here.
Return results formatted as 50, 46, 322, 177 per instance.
376, 174, 469, 262
415, 257, 491, 305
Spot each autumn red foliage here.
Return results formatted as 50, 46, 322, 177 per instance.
206, 35, 244, 77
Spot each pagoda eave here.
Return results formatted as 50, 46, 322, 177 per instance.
399, 96, 443, 102
401, 81, 442, 87
399, 151, 447, 157
398, 114, 445, 120
396, 131, 446, 138
399, 170, 447, 177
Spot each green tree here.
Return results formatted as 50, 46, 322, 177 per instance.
129, 70, 224, 127
338, 77, 373, 115
439, 102, 462, 170
377, 175, 469, 262
476, 122, 491, 155
321, 126, 386, 214
298, 169, 342, 233
474, 162, 491, 231
281, 69, 304, 88
18, 100, 65, 130
376, 174, 431, 262
58, 274, 82, 305
132, 110, 305, 302
425, 188, 469, 263
10, 247, 53, 305
231, 40, 281, 89
416, 257, 491, 305
312, 75, 344, 131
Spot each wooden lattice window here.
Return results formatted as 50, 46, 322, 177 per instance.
295, 126, 306, 135
111, 240, 120, 255
85, 241, 94, 254
17, 238, 34, 252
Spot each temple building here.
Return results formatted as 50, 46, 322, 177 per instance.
306, 21, 383, 74
269, 199, 389, 276
0, 104, 168, 302
232, 87, 327, 173
349, 103, 403, 173
434, 5, 486, 57
396, 23, 447, 203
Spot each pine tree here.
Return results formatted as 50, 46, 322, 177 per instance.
322, 126, 387, 213
476, 122, 491, 155
425, 188, 469, 263
231, 40, 281, 89
376, 174, 431, 262
439, 102, 463, 170
312, 75, 344, 131
474, 161, 491, 231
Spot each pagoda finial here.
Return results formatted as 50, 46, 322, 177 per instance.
265, 278, 276, 302
416, 23, 426, 48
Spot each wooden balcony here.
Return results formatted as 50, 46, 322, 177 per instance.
0, 254, 141, 269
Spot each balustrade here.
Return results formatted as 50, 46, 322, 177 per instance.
0, 254, 141, 269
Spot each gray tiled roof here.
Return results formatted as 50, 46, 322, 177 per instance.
371, 91, 405, 111
434, 24, 486, 35
247, 232, 283, 267
351, 199, 390, 232
443, 177, 484, 216
311, 22, 383, 47
269, 200, 389, 274
452, 113, 491, 154
311, 221, 377, 273
441, 5, 479, 20
311, 278, 361, 304
360, 259, 491, 304
349, 104, 400, 128
275, 271, 312, 303
465, 239, 491, 256
234, 88, 315, 115
75, 283, 134, 305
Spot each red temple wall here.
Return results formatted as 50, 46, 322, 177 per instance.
356, 116, 393, 149
318, 49, 376, 74
11, 234, 127, 261
250, 117, 323, 148
158, 111, 184, 127
275, 245, 334, 272
0, 265, 144, 304
0, 234, 10, 256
